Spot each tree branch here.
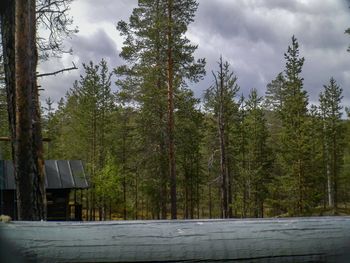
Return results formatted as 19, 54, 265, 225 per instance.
36, 62, 77, 78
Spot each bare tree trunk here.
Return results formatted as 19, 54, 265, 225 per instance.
31, 0, 47, 219
218, 58, 228, 219
208, 183, 212, 219
167, 0, 177, 220
226, 137, 233, 218
134, 172, 138, 220
327, 163, 333, 208
13, 0, 45, 220
0, 0, 16, 163
160, 133, 167, 219
333, 135, 337, 210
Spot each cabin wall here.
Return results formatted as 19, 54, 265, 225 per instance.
0, 189, 71, 220
47, 189, 70, 221
1, 190, 17, 219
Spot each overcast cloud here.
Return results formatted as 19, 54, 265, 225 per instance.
38, 0, 350, 109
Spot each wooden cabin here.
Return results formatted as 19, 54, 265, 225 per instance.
0, 160, 89, 221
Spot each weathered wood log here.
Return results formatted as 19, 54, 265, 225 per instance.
1, 217, 350, 262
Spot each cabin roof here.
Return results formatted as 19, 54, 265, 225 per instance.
0, 160, 89, 190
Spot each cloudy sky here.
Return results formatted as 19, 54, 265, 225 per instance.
38, 0, 350, 109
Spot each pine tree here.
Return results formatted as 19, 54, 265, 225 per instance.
278, 36, 311, 215
243, 89, 272, 217
265, 72, 285, 112
204, 57, 239, 218
175, 88, 204, 219
49, 60, 114, 220
319, 77, 344, 210
116, 0, 205, 219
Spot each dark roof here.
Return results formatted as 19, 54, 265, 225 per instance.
0, 160, 89, 190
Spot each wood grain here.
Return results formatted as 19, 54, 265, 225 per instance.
1, 217, 350, 262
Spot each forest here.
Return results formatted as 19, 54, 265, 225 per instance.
1, 0, 350, 221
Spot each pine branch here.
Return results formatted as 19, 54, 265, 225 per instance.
36, 62, 77, 78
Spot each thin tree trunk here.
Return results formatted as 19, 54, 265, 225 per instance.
167, 0, 177, 219
218, 58, 228, 219
208, 183, 212, 219
226, 138, 233, 218
121, 112, 127, 220
327, 163, 333, 208
333, 135, 337, 210
160, 136, 167, 219
135, 173, 138, 220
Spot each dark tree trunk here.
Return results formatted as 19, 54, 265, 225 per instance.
1, 0, 46, 221
218, 59, 228, 219
160, 141, 167, 219
0, 0, 16, 164
30, 0, 47, 220
167, 0, 177, 220
14, 0, 45, 220
226, 134, 233, 218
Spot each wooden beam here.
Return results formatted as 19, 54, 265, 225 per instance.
1, 217, 350, 262
0, 137, 51, 142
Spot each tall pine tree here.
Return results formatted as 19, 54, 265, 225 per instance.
204, 57, 239, 218
319, 77, 344, 210
116, 0, 205, 219
278, 36, 311, 215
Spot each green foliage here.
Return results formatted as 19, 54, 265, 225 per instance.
115, 0, 205, 219
242, 89, 272, 217
204, 57, 240, 218
0, 57, 10, 159
94, 153, 122, 204
273, 36, 314, 215
32, 13, 350, 219
319, 77, 345, 208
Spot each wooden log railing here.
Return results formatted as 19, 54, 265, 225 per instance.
1, 217, 350, 262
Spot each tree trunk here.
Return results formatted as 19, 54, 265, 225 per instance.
167, 0, 177, 220
226, 136, 233, 218
31, 0, 47, 220
218, 58, 228, 218
14, 0, 45, 220
333, 134, 338, 210
0, 0, 16, 164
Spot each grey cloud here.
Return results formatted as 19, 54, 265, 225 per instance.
82, 0, 137, 24
193, 0, 349, 49
38, 28, 121, 105
69, 29, 119, 65
189, 0, 350, 105
38, 58, 80, 106
40, 0, 350, 109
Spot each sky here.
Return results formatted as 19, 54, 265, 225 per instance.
38, 0, 350, 109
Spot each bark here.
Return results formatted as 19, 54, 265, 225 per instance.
14, 0, 40, 220
0, 0, 16, 164
1, 0, 46, 221
167, 0, 177, 219
31, 0, 47, 220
